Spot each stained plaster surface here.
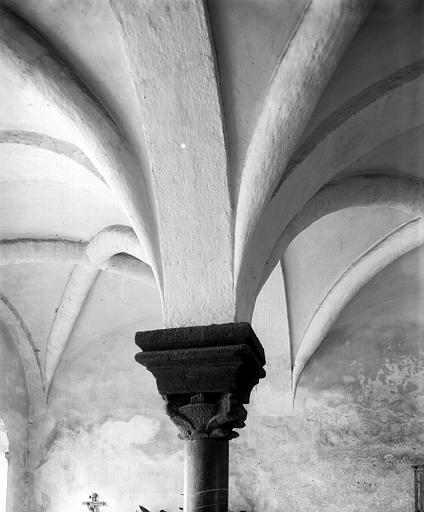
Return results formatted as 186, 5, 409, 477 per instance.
32, 267, 289, 512
31, 272, 184, 512
232, 245, 424, 511
31, 249, 424, 511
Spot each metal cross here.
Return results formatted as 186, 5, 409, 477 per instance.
83, 493, 106, 512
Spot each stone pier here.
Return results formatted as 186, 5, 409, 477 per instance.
135, 323, 266, 512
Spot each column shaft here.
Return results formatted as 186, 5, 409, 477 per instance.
184, 439, 229, 512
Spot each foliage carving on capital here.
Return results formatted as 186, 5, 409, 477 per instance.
135, 322, 265, 441
165, 392, 247, 441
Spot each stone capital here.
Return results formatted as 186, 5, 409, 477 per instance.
135, 322, 265, 440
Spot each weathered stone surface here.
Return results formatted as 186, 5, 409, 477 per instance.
135, 323, 265, 440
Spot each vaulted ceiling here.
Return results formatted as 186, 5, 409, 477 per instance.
0, 0, 423, 420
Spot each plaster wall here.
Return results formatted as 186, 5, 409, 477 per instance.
31, 266, 289, 512
0, 144, 114, 202
0, 323, 29, 512
207, 0, 309, 190
0, 65, 80, 145
0, 0, 144, 155
31, 250, 424, 511
0, 182, 127, 240
232, 245, 424, 512
31, 271, 181, 512
1, 2, 423, 511
303, 0, 424, 141
0, 264, 73, 367
1, 0, 153, 180
1, 0, 311, 204
344, 124, 424, 180
284, 206, 409, 358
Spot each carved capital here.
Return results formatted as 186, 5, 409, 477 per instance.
135, 323, 265, 441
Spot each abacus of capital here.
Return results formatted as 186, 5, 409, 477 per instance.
135, 322, 266, 512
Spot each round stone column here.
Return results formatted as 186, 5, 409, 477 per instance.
135, 322, 266, 512
184, 439, 229, 512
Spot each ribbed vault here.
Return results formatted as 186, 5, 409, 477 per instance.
0, 2, 423, 509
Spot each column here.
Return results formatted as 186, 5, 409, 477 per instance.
135, 323, 265, 512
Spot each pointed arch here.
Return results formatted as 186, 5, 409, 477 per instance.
292, 217, 424, 393
251, 174, 424, 395
234, 0, 372, 318
0, 7, 161, 287
236, 60, 424, 320
0, 295, 44, 416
